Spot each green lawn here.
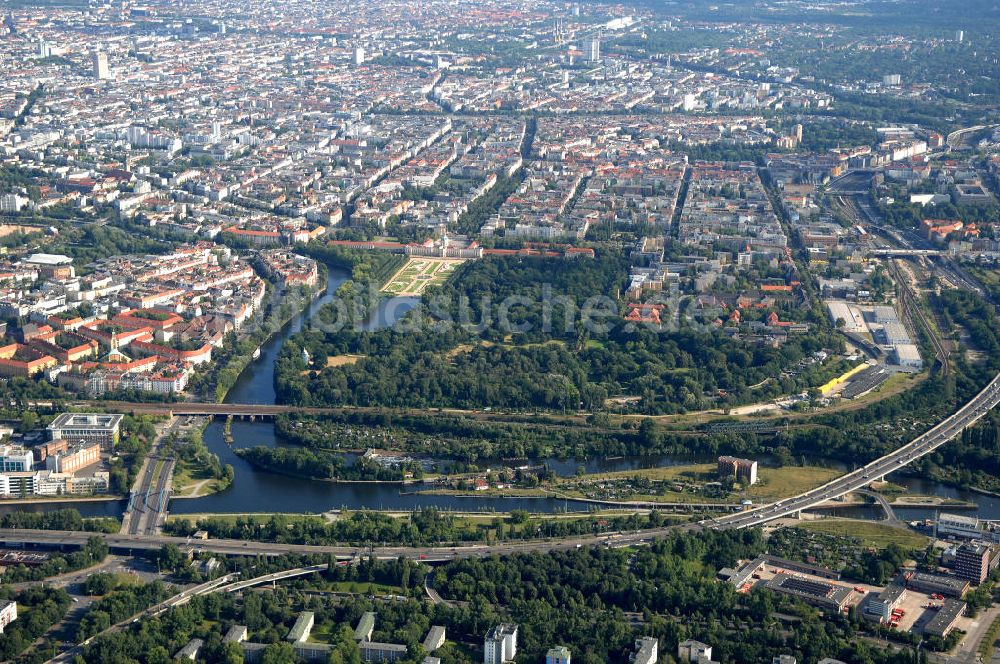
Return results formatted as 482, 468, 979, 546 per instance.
165, 512, 326, 526
172, 458, 226, 498
797, 518, 930, 549
381, 258, 463, 295
553, 464, 842, 504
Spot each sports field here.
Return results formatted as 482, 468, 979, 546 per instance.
381, 257, 464, 296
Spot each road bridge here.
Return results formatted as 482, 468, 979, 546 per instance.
709, 371, 1000, 530
855, 489, 901, 524
214, 564, 329, 593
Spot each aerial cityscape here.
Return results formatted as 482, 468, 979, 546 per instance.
0, 0, 999, 662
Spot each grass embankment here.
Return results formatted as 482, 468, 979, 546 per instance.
165, 513, 325, 527
424, 464, 842, 504
551, 464, 842, 504
620, 370, 924, 428
797, 519, 930, 549
172, 458, 226, 498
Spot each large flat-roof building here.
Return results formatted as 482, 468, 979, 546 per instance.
291, 643, 332, 662
903, 571, 970, 598
891, 344, 923, 370
678, 640, 712, 662
717, 456, 758, 485
46, 413, 123, 449
223, 625, 247, 643
826, 301, 865, 333
355, 611, 376, 642
765, 573, 854, 612
22, 253, 74, 279
92, 51, 110, 80
44, 440, 100, 474
360, 641, 408, 662
863, 584, 905, 623
174, 638, 203, 661
287, 612, 315, 643
423, 626, 446, 653
0, 445, 34, 472
240, 613, 407, 664
924, 599, 967, 638
938, 513, 992, 541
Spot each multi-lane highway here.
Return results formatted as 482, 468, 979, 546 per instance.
710, 371, 1000, 530
122, 455, 174, 536
0, 526, 670, 562
120, 418, 184, 536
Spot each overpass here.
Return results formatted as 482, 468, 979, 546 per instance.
49, 574, 241, 663
93, 402, 316, 419
6, 371, 1000, 553
149, 573, 240, 616
50, 566, 334, 663
946, 124, 996, 149
709, 370, 1000, 530
825, 170, 875, 195
214, 564, 329, 593
6, 368, 1000, 554
855, 489, 901, 524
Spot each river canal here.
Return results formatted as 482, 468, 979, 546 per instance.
6, 267, 999, 521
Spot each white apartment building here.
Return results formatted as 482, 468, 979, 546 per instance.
484, 624, 518, 664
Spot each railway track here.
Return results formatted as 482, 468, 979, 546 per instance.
888, 259, 951, 377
